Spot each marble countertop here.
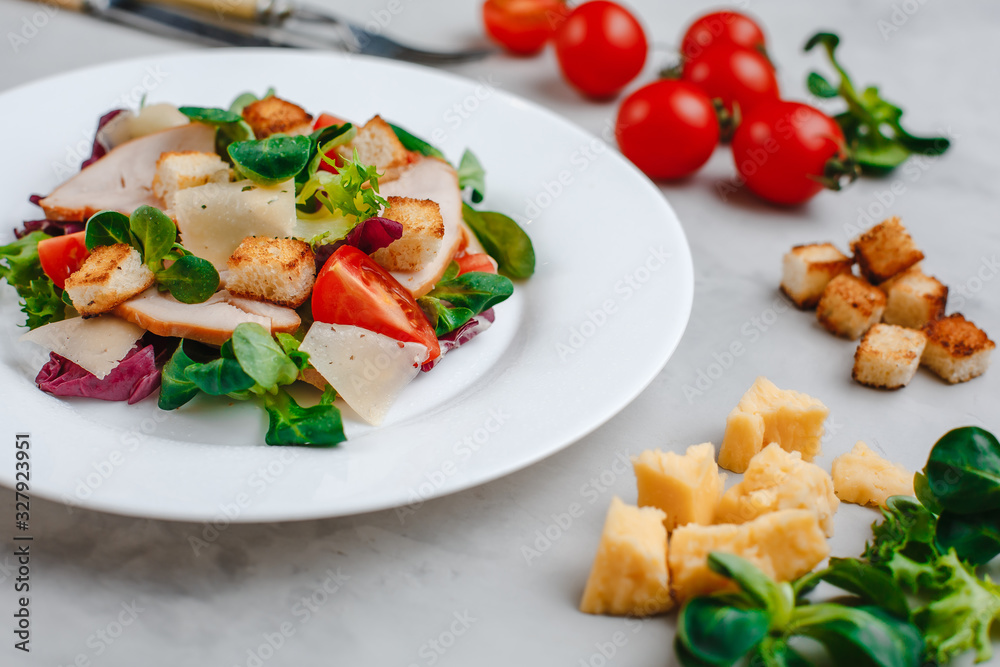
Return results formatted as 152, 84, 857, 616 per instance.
1, 0, 998, 664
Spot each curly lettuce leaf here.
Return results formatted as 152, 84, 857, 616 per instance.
0, 231, 66, 329
296, 149, 387, 222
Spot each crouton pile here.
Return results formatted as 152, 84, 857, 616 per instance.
781, 217, 994, 388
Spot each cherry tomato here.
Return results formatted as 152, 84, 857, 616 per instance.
731, 101, 852, 205
483, 0, 569, 55
681, 43, 779, 115
38, 231, 88, 289
313, 113, 346, 130
312, 113, 349, 174
312, 246, 441, 361
554, 1, 647, 99
679, 11, 767, 60
455, 253, 499, 276
615, 80, 719, 180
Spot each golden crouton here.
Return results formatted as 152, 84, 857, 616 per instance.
64, 244, 156, 317
339, 115, 412, 181
242, 96, 313, 139
816, 274, 886, 339
152, 151, 231, 209
921, 314, 995, 383
881, 265, 947, 329
226, 237, 316, 308
780, 243, 853, 309
852, 323, 927, 389
850, 217, 924, 284
371, 197, 444, 272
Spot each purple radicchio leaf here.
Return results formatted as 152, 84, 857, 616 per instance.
35, 344, 161, 405
81, 109, 126, 170
314, 217, 403, 270
14, 218, 85, 240
421, 309, 496, 373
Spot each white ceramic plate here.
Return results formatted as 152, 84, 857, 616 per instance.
0, 50, 693, 522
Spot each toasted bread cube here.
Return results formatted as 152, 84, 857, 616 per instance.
152, 151, 231, 209
852, 323, 927, 389
716, 443, 839, 537
921, 314, 995, 383
780, 243, 853, 309
226, 237, 316, 308
371, 196, 444, 272
832, 441, 914, 508
881, 266, 947, 329
633, 443, 725, 533
64, 244, 155, 317
669, 510, 829, 602
579, 497, 673, 616
850, 217, 924, 284
339, 115, 411, 181
242, 96, 313, 138
816, 274, 886, 339
718, 377, 829, 473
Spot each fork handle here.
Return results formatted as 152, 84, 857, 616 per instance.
32, 0, 86, 10
153, 0, 260, 21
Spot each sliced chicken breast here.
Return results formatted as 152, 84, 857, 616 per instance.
380, 157, 466, 297
115, 288, 300, 347
39, 123, 215, 221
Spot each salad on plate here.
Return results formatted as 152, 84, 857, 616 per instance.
1, 91, 535, 447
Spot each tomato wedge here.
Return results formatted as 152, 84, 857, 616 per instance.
312, 246, 441, 361
455, 253, 498, 276
37, 231, 89, 289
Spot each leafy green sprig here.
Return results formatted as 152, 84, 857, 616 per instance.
85, 206, 219, 304
0, 232, 66, 329
159, 323, 344, 447
675, 552, 923, 667
805, 32, 951, 174
417, 262, 513, 337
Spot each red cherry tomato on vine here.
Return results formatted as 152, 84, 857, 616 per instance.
679, 11, 767, 60
615, 80, 719, 180
681, 43, 779, 115
732, 101, 853, 205
483, 0, 569, 55
554, 1, 648, 99
312, 246, 441, 361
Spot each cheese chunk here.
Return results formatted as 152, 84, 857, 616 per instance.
669, 509, 829, 602
716, 443, 839, 537
580, 497, 672, 616
20, 316, 146, 380
832, 441, 914, 508
633, 443, 725, 533
718, 377, 829, 473
173, 179, 296, 268
299, 323, 429, 426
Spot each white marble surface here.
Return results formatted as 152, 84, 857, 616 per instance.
1, 0, 998, 664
